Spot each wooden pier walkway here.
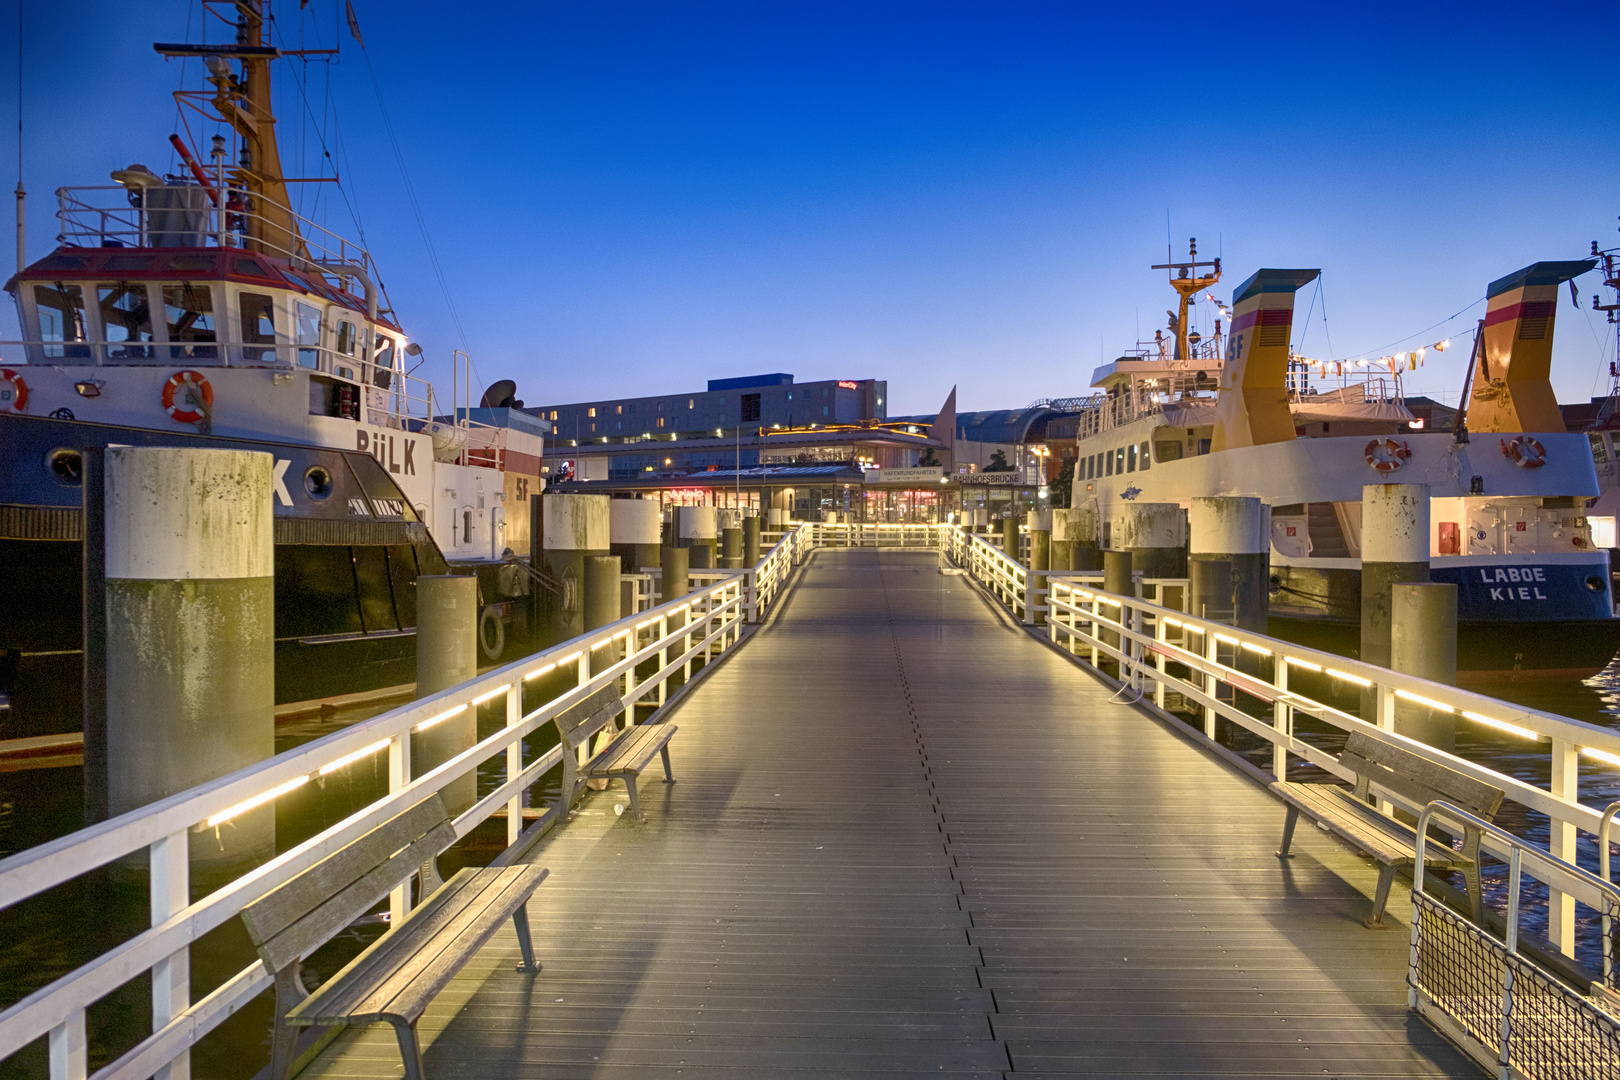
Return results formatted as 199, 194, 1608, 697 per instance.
303, 549, 1481, 1079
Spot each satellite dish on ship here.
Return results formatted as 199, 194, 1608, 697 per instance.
480, 380, 520, 409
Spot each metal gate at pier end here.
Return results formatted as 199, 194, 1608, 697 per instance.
1410, 804, 1620, 1080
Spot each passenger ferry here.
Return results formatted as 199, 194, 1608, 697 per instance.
1070, 244, 1619, 676
0, 8, 544, 733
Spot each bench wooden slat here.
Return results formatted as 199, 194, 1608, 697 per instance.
1341, 731, 1504, 818
1273, 783, 1464, 866
244, 797, 456, 973
289, 865, 545, 1024
556, 686, 625, 750
587, 724, 676, 778
348, 867, 546, 1022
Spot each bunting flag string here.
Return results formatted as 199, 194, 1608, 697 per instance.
1298, 336, 1454, 379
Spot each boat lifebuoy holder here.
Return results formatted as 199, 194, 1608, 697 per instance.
0, 368, 28, 412
162, 370, 214, 424
1501, 435, 1547, 469
1364, 438, 1411, 473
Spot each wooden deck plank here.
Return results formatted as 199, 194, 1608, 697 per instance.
302, 549, 1480, 1080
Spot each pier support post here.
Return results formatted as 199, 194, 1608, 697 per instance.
1117, 502, 1187, 580
1102, 550, 1134, 655
1073, 505, 1103, 571
743, 515, 762, 566
661, 545, 689, 602
1049, 508, 1074, 572
1028, 511, 1051, 625
721, 526, 744, 569
1391, 583, 1457, 751
105, 447, 275, 873
584, 556, 621, 630
543, 493, 611, 641
676, 506, 718, 569
609, 498, 662, 574
1189, 497, 1270, 631
1002, 515, 1020, 561
415, 575, 478, 815
1360, 484, 1430, 673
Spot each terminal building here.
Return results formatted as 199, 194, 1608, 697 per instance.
533, 373, 1065, 524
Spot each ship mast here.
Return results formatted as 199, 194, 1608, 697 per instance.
156, 0, 305, 263
1151, 238, 1220, 363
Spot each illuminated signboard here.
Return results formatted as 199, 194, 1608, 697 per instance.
837, 380, 859, 390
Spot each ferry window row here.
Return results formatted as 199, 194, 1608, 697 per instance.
1081, 442, 1153, 479
24, 280, 401, 381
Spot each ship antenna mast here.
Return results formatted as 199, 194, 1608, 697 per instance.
1151, 237, 1221, 365
1592, 222, 1620, 427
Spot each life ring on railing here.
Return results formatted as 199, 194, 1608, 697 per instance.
479, 607, 505, 660
0, 369, 28, 412
1501, 435, 1547, 469
1364, 438, 1411, 473
162, 370, 214, 424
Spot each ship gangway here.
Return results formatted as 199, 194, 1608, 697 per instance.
2, 523, 1619, 1080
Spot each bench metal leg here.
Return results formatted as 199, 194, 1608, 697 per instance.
1365, 864, 1397, 929
512, 902, 540, 974
624, 776, 644, 823
267, 967, 309, 1080
1277, 806, 1299, 859
659, 744, 674, 783
392, 1020, 426, 1080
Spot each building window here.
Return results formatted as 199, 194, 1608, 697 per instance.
550, 410, 558, 420
588, 407, 596, 417
658, 418, 665, 428
821, 405, 829, 417
688, 399, 695, 409
616, 405, 622, 414
741, 393, 761, 422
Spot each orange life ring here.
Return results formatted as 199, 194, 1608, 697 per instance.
1501, 435, 1546, 469
162, 370, 214, 424
0, 368, 27, 412
1364, 438, 1411, 473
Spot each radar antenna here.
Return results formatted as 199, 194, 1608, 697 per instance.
1150, 238, 1221, 365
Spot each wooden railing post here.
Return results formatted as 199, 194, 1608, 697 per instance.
505, 679, 523, 847
150, 829, 190, 1080
1549, 737, 1577, 956
388, 731, 412, 923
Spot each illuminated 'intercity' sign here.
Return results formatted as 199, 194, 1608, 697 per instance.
837, 381, 859, 390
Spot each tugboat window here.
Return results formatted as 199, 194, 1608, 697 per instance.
161, 284, 217, 360
239, 292, 278, 363
47, 448, 83, 485
372, 334, 395, 387
335, 319, 359, 358
296, 302, 322, 369
98, 283, 155, 359
304, 465, 334, 499
34, 284, 90, 360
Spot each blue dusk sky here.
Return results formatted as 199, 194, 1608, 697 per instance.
3, 1, 1617, 417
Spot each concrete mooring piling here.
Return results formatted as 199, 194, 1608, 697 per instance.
1028, 511, 1051, 626
676, 505, 719, 569
661, 544, 690, 602
1002, 515, 1020, 560
584, 555, 621, 630
1072, 505, 1103, 571
1049, 508, 1074, 572
1116, 503, 1187, 580
415, 575, 478, 815
743, 514, 762, 566
1101, 549, 1134, 652
1391, 582, 1458, 751
1361, 484, 1431, 671
1189, 497, 1270, 631
105, 447, 275, 872
609, 498, 662, 574
721, 525, 744, 570
543, 493, 611, 640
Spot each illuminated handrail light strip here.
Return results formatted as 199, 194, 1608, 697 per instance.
1395, 689, 1454, 713
1214, 633, 1240, 647
1161, 617, 1183, 627
416, 704, 467, 732
1326, 668, 1372, 687
205, 775, 309, 828
1461, 710, 1540, 740
1284, 656, 1322, 671
318, 738, 391, 776
471, 685, 509, 705
523, 662, 558, 683
1583, 746, 1620, 767
1240, 642, 1272, 656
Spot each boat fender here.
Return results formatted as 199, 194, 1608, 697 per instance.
0, 368, 28, 412
1363, 438, 1411, 473
162, 370, 214, 424
1501, 435, 1546, 469
478, 607, 505, 661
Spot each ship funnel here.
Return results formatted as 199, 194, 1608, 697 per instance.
1212, 268, 1319, 451
1465, 260, 1596, 434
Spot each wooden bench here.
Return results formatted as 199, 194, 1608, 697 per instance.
1273, 730, 1504, 928
558, 685, 676, 823
241, 793, 548, 1080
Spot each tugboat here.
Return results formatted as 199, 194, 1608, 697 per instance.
1070, 242, 1620, 677
0, 5, 545, 735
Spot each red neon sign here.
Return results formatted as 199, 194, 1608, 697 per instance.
837, 381, 858, 390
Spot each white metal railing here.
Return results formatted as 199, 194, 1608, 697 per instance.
0, 575, 748, 1080
56, 185, 374, 286
937, 524, 1620, 972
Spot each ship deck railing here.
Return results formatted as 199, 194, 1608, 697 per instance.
54, 184, 376, 292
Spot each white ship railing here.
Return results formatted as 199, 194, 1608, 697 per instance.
943, 523, 1620, 974
55, 185, 374, 288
